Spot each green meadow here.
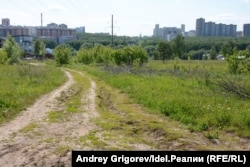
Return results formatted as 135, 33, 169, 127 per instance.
72, 60, 250, 138
0, 64, 66, 124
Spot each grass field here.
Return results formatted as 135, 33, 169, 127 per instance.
71, 60, 250, 138
0, 63, 66, 124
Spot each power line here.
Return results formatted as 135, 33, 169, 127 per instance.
9, 0, 38, 17
106, 15, 120, 45
34, 0, 68, 25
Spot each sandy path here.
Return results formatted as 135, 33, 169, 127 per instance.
1, 68, 249, 166
0, 70, 98, 167
0, 71, 74, 140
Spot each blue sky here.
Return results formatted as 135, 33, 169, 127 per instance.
0, 0, 250, 36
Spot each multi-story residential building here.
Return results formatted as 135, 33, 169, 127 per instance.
2, 18, 10, 26
181, 24, 185, 33
196, 18, 205, 36
76, 26, 85, 33
196, 18, 236, 38
153, 24, 184, 41
0, 26, 29, 37
0, 19, 76, 44
243, 24, 250, 37
0, 18, 77, 55
187, 30, 196, 37
36, 26, 76, 43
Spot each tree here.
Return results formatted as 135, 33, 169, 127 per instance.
76, 48, 93, 65
2, 34, 21, 64
226, 48, 239, 74
221, 39, 236, 57
34, 40, 40, 56
39, 41, 46, 59
0, 49, 7, 64
158, 41, 172, 63
210, 46, 217, 60
34, 40, 46, 59
172, 34, 185, 59
54, 44, 72, 65
42, 39, 57, 49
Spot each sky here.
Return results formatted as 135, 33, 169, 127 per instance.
0, 0, 250, 36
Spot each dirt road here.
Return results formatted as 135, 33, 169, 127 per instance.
0, 68, 249, 167
0, 70, 98, 166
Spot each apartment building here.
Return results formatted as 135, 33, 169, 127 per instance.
243, 24, 250, 37
2, 18, 10, 26
196, 18, 237, 38
36, 23, 76, 43
0, 26, 29, 37
0, 19, 76, 43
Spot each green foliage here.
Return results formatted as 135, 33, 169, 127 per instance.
183, 37, 250, 59
210, 46, 217, 60
226, 48, 239, 74
0, 49, 7, 64
76, 48, 93, 65
172, 34, 185, 58
34, 40, 46, 59
188, 50, 208, 60
0, 64, 66, 124
73, 33, 141, 49
2, 34, 21, 64
39, 41, 46, 57
143, 45, 158, 59
75, 45, 148, 67
42, 39, 57, 49
121, 46, 148, 66
222, 39, 236, 57
34, 40, 40, 55
77, 60, 250, 137
157, 41, 173, 62
54, 44, 72, 65
226, 48, 250, 74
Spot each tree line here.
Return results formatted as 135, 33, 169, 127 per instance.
1, 33, 249, 74
55, 44, 148, 67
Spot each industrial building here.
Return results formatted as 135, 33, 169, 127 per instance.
153, 24, 185, 41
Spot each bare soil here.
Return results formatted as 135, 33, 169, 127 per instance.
0, 69, 249, 167
0, 70, 98, 166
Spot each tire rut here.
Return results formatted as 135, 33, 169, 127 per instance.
0, 70, 98, 167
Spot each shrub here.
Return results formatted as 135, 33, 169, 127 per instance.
75, 45, 148, 66
2, 34, 21, 64
0, 50, 7, 64
76, 48, 93, 65
54, 44, 72, 65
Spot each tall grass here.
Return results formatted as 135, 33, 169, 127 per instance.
0, 64, 66, 124
72, 60, 250, 138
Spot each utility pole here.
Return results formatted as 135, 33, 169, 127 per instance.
106, 14, 119, 46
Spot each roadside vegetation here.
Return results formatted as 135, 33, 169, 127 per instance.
71, 60, 250, 138
0, 64, 66, 124
1, 33, 249, 140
